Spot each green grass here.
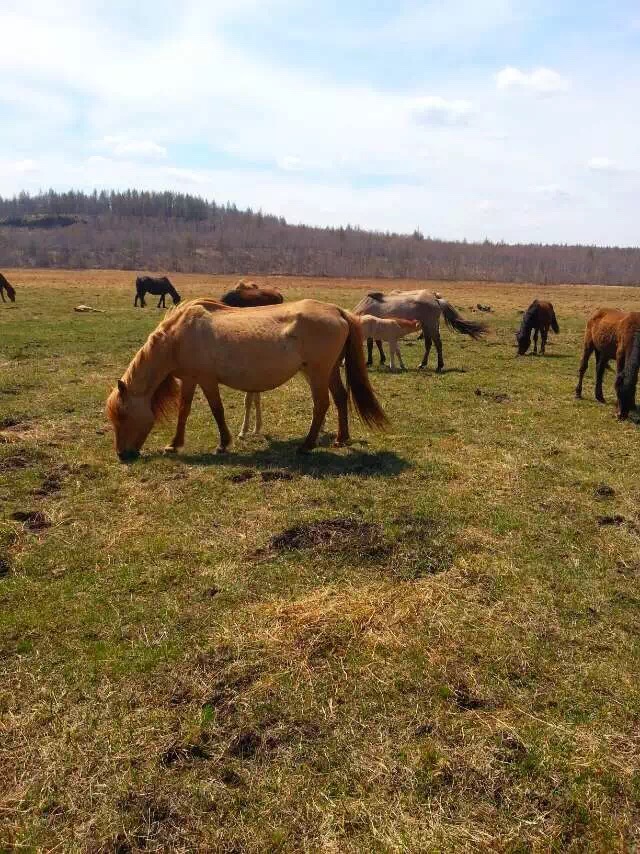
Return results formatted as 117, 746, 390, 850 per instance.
1, 272, 640, 851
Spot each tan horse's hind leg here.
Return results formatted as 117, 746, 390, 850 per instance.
201, 379, 232, 453
329, 363, 349, 446
164, 379, 196, 453
299, 368, 331, 454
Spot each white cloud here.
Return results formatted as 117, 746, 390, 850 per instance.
496, 66, 569, 95
587, 156, 619, 172
532, 184, 572, 203
0, 157, 40, 175
277, 155, 304, 171
100, 135, 167, 159
411, 96, 474, 127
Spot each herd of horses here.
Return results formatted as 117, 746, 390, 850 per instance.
1, 271, 638, 458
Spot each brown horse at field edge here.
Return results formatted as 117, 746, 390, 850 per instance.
0, 272, 16, 303
516, 300, 559, 355
220, 280, 284, 307
576, 308, 640, 419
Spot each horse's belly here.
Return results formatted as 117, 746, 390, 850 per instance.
195, 334, 303, 392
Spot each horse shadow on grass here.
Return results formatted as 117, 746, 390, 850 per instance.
147, 437, 410, 479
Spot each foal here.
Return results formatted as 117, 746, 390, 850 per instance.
516, 300, 559, 355
357, 315, 420, 371
576, 308, 640, 419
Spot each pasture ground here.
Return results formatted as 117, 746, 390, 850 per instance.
1, 270, 640, 852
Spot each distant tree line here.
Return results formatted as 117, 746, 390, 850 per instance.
0, 189, 638, 284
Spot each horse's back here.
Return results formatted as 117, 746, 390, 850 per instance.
172, 299, 347, 391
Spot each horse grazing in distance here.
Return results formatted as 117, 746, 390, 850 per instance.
576, 309, 640, 419
353, 290, 487, 371
358, 316, 420, 371
220, 279, 284, 307
0, 272, 16, 303
134, 275, 181, 308
106, 298, 388, 460
516, 300, 559, 355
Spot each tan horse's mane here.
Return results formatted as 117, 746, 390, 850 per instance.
114, 300, 232, 423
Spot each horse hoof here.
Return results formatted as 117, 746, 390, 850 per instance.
596, 397, 606, 404
163, 445, 178, 455
215, 446, 229, 455
297, 445, 313, 455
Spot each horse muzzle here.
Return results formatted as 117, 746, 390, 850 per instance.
118, 449, 140, 462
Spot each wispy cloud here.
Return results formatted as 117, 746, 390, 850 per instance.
587, 156, 619, 172
496, 66, 570, 95
411, 96, 474, 127
99, 136, 167, 160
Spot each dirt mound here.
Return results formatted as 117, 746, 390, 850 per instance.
267, 517, 385, 556
258, 513, 457, 577
11, 510, 51, 531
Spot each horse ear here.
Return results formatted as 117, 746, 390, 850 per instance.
117, 380, 127, 396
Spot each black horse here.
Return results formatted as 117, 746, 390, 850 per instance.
0, 272, 16, 303
134, 276, 181, 308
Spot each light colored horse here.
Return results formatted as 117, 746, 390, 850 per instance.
358, 315, 420, 371
106, 298, 388, 459
353, 290, 487, 371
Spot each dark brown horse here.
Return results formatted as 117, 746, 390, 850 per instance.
0, 273, 16, 303
220, 280, 284, 307
516, 300, 559, 355
576, 309, 640, 419
134, 275, 181, 308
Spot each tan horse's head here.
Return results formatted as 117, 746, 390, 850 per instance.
106, 380, 155, 461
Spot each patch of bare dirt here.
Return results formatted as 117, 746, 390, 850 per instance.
256, 513, 458, 577
11, 510, 51, 531
262, 516, 387, 558
475, 388, 510, 403
226, 469, 254, 484
260, 469, 294, 482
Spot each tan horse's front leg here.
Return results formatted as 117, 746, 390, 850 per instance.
201, 379, 232, 453
164, 379, 196, 453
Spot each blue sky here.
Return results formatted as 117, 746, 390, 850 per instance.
0, 0, 639, 245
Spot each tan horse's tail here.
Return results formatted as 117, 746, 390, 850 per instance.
339, 310, 389, 429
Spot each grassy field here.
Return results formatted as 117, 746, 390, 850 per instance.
2, 270, 640, 852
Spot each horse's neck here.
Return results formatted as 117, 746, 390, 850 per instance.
124, 333, 174, 397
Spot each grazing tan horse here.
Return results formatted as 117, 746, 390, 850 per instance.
516, 300, 559, 355
220, 280, 284, 307
106, 298, 388, 460
576, 309, 640, 419
0, 272, 16, 303
358, 316, 420, 371
353, 290, 487, 371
